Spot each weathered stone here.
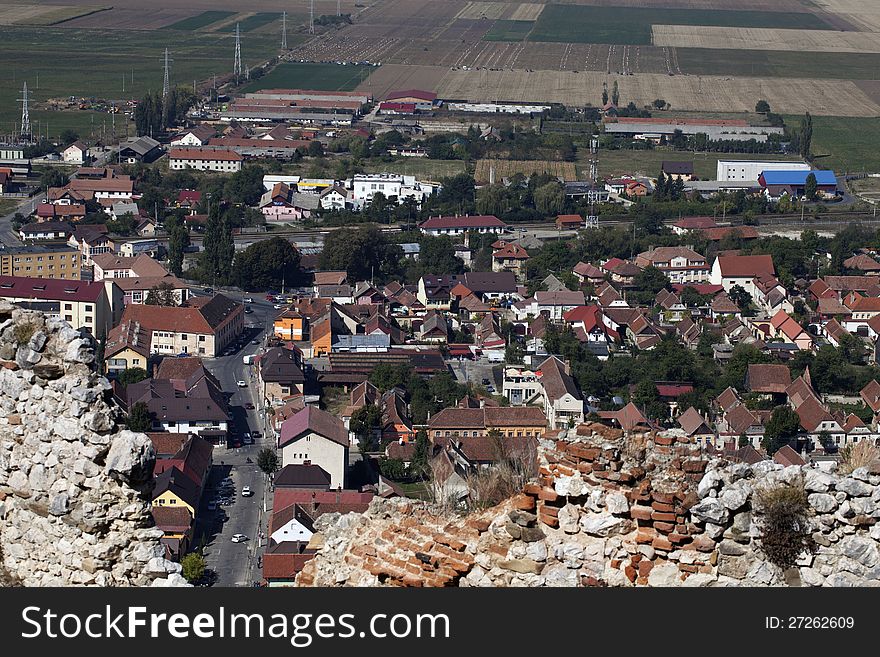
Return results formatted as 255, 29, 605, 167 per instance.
605, 491, 629, 515
836, 478, 873, 497
647, 562, 682, 587
554, 474, 589, 497
500, 559, 544, 575
720, 485, 749, 511
808, 493, 838, 513
690, 497, 729, 524
579, 512, 627, 537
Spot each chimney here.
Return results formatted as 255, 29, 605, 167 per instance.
303, 459, 311, 466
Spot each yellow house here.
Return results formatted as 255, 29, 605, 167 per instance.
151, 466, 199, 517
104, 318, 151, 376
274, 309, 305, 341
310, 315, 333, 357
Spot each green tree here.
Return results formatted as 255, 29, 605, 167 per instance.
755, 100, 771, 113
350, 404, 382, 452
200, 200, 234, 285
762, 406, 802, 455
416, 236, 465, 276
799, 112, 813, 160
59, 129, 79, 146
117, 367, 148, 387
40, 168, 67, 190
533, 181, 565, 216
145, 281, 177, 306
224, 165, 265, 206
728, 284, 752, 312
634, 265, 670, 295
127, 401, 153, 432
307, 140, 324, 157
319, 224, 403, 282
166, 216, 190, 277
611, 80, 619, 106
234, 237, 302, 292
804, 172, 818, 201
256, 447, 279, 474
180, 552, 206, 583
601, 83, 609, 106
409, 429, 430, 479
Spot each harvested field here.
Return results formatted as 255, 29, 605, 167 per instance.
484, 20, 533, 41
219, 12, 282, 33
510, 3, 544, 21
59, 8, 200, 29
813, 0, 880, 32
652, 25, 880, 54
354, 64, 449, 99
241, 62, 374, 93
0, 4, 110, 25
457, 2, 509, 20
678, 48, 880, 80
475, 159, 577, 182
163, 10, 237, 31
435, 69, 880, 117
361, 158, 467, 180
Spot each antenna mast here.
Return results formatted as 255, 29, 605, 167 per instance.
233, 23, 243, 80
309, 0, 315, 34
18, 81, 31, 142
337, 0, 341, 16
162, 47, 172, 100
281, 11, 288, 49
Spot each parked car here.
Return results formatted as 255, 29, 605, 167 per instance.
203, 287, 213, 294
241, 486, 253, 497
231, 533, 248, 543
244, 402, 255, 410
244, 307, 253, 314
243, 297, 253, 303
237, 380, 247, 387
251, 431, 262, 439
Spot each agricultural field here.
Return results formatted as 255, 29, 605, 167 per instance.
219, 12, 281, 33
522, 5, 831, 46
162, 10, 237, 31
0, 4, 110, 26
849, 176, 880, 204
588, 150, 805, 180
787, 115, 880, 174
476, 159, 577, 182
0, 26, 283, 137
652, 25, 880, 54
360, 158, 467, 180
240, 63, 375, 93
457, 2, 509, 20
676, 48, 880, 81
484, 20, 534, 42
354, 64, 449, 100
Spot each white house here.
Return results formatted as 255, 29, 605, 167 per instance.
710, 254, 776, 296
62, 141, 88, 165
716, 160, 810, 183
278, 406, 349, 489
512, 290, 586, 321
635, 246, 710, 284
269, 504, 315, 545
529, 356, 584, 430
169, 125, 215, 147
169, 148, 242, 173
319, 185, 351, 210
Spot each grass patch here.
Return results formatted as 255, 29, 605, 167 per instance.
0, 198, 21, 216
784, 115, 880, 173
220, 12, 281, 33
525, 5, 830, 45
240, 62, 374, 93
589, 149, 805, 180
483, 19, 534, 41
360, 158, 466, 180
163, 10, 237, 31
678, 48, 880, 80
0, 26, 283, 137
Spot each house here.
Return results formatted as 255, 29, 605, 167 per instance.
151, 506, 195, 561
273, 463, 332, 490
62, 141, 88, 165
428, 406, 547, 441
677, 406, 715, 446
35, 202, 86, 223
319, 185, 351, 210
563, 305, 616, 345
597, 402, 653, 432
531, 356, 584, 429
91, 253, 170, 281
555, 214, 583, 230
152, 466, 200, 517
745, 363, 791, 395
717, 402, 766, 449
278, 406, 350, 488
843, 253, 880, 274
573, 262, 605, 286
702, 226, 760, 242
843, 293, 880, 332
752, 273, 792, 315
759, 169, 838, 199
268, 503, 316, 546
492, 242, 530, 277
115, 294, 243, 357
661, 161, 694, 181
605, 260, 641, 286
672, 216, 717, 235
118, 136, 163, 164
168, 148, 242, 173
0, 276, 122, 339
769, 309, 813, 350
67, 227, 115, 266
419, 215, 507, 236
635, 246, 709, 284
0, 244, 82, 281
710, 254, 775, 296
514, 290, 586, 321
258, 347, 306, 405
418, 310, 449, 343
104, 318, 151, 375
502, 365, 543, 406
152, 433, 213, 489
709, 292, 741, 319
18, 221, 75, 242
384, 89, 437, 111
123, 359, 229, 442
169, 125, 216, 147
259, 182, 319, 222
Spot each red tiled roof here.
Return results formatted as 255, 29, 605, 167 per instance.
674, 216, 717, 230
715, 254, 775, 278
746, 364, 791, 393
0, 276, 106, 303
702, 226, 759, 241
420, 215, 506, 230
169, 147, 242, 162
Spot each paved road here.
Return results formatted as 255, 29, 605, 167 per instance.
449, 357, 502, 393
0, 195, 37, 246
197, 293, 278, 587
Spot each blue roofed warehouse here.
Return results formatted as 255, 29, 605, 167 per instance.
758, 169, 838, 199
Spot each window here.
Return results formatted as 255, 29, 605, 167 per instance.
85, 305, 93, 312
85, 316, 92, 324
181, 334, 188, 341
198, 335, 205, 342
64, 315, 72, 322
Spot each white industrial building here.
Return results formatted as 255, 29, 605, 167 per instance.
716, 160, 811, 183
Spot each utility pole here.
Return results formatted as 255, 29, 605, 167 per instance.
18, 81, 30, 141
309, 0, 315, 34
281, 11, 287, 50
234, 23, 243, 81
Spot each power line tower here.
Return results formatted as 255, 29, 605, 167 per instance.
337, 0, 341, 16
281, 11, 288, 49
162, 47, 173, 100
18, 81, 30, 142
233, 23, 243, 80
309, 0, 315, 34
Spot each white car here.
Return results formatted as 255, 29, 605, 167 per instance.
231, 533, 248, 543
243, 297, 253, 303
241, 486, 253, 497
237, 380, 247, 387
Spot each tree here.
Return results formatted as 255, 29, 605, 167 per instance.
319, 224, 403, 282
533, 181, 565, 216
60, 129, 79, 146
256, 447, 279, 475
601, 83, 609, 106
762, 406, 801, 455
680, 286, 709, 308
409, 429, 430, 479
145, 281, 177, 306
117, 367, 148, 387
728, 284, 752, 312
40, 168, 67, 190
755, 100, 771, 113
415, 236, 465, 277
234, 237, 302, 292
838, 332, 866, 365
652, 98, 667, 110
224, 165, 265, 206
127, 401, 153, 432
804, 172, 818, 201
180, 552, 206, 584
799, 112, 813, 160
200, 200, 234, 285
611, 80, 619, 106
350, 404, 382, 452
307, 140, 324, 157
634, 265, 670, 295
166, 216, 190, 276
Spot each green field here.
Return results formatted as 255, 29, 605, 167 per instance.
787, 116, 880, 174
484, 20, 534, 41
163, 11, 236, 31
679, 48, 880, 80
240, 62, 374, 93
588, 149, 806, 179
221, 12, 281, 33
0, 26, 285, 138
360, 158, 466, 180
522, 5, 830, 45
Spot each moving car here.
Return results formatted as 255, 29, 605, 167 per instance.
244, 402, 255, 410
244, 307, 253, 314
241, 486, 253, 497
243, 297, 253, 303
231, 534, 248, 543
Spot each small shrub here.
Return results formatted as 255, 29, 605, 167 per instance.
754, 480, 816, 570
837, 441, 880, 475
12, 321, 37, 345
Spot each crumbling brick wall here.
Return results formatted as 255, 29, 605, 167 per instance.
297, 423, 880, 587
